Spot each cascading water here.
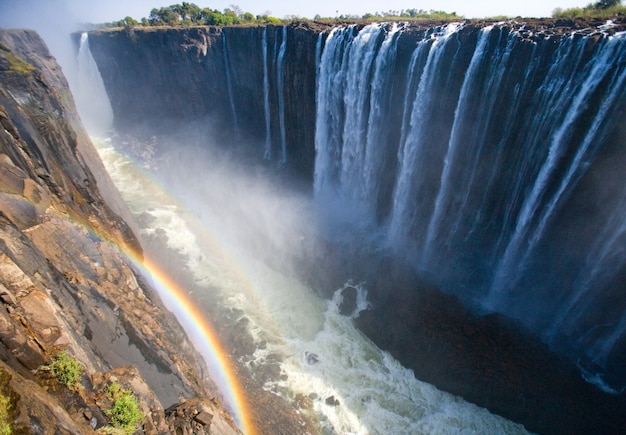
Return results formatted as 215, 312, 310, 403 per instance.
222, 31, 239, 134
315, 22, 626, 391
276, 26, 288, 166
259, 25, 289, 165
388, 23, 464, 255
75, 33, 113, 135
77, 28, 530, 434
262, 27, 272, 159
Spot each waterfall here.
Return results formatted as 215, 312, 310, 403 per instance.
387, 23, 463, 252
276, 26, 288, 166
76, 32, 113, 135
314, 23, 402, 208
262, 27, 272, 159
488, 34, 626, 309
314, 24, 626, 390
421, 26, 494, 264
222, 32, 239, 134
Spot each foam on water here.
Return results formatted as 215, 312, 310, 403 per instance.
92, 137, 529, 434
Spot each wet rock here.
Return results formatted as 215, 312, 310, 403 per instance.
0, 305, 45, 369
0, 28, 245, 435
356, 259, 626, 435
19, 290, 66, 345
338, 286, 357, 316
166, 397, 239, 435
294, 393, 313, 410
325, 396, 339, 406
305, 351, 319, 365
194, 410, 213, 425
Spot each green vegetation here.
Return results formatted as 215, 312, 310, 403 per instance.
0, 42, 35, 75
0, 392, 11, 435
101, 382, 143, 434
104, 0, 626, 29
109, 2, 283, 27
324, 9, 462, 23
0, 370, 17, 435
553, 0, 625, 18
46, 351, 84, 391
107, 2, 462, 28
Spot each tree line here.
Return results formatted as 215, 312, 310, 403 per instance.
113, 2, 282, 28
109, 2, 462, 28
553, 0, 625, 18
110, 1, 624, 29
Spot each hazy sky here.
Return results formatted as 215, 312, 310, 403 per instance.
0, 0, 594, 28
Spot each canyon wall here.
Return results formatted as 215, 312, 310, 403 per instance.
0, 29, 243, 433
84, 19, 626, 434
86, 24, 319, 178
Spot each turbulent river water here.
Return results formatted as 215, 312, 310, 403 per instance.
90, 134, 529, 434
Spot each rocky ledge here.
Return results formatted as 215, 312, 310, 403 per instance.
0, 29, 243, 434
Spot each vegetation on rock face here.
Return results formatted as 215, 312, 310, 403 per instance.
46, 351, 84, 391
0, 371, 17, 435
0, 42, 35, 75
101, 382, 144, 434
553, 0, 625, 18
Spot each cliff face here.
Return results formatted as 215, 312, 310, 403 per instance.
83, 19, 626, 434
0, 29, 242, 434
87, 23, 319, 178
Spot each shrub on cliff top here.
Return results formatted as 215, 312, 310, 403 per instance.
553, 0, 625, 18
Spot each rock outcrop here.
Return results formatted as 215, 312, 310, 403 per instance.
0, 29, 242, 433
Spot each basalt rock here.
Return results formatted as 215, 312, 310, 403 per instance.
0, 29, 242, 433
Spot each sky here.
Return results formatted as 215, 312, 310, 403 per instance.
0, 0, 594, 28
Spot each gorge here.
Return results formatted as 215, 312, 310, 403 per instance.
0, 15, 625, 435
79, 18, 626, 434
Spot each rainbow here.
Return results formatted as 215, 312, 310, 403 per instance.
62, 207, 255, 434
81, 140, 259, 433
123, 248, 256, 435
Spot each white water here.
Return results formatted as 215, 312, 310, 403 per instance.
387, 23, 463, 251
87, 136, 527, 435
276, 26, 288, 166
262, 27, 272, 160
488, 34, 626, 306
78, 30, 529, 434
222, 32, 239, 134
76, 33, 113, 135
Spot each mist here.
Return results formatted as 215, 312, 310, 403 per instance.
5, 7, 626, 431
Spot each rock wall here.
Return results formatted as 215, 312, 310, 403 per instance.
86, 23, 320, 178
0, 29, 242, 433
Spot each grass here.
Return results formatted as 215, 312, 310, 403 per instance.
0, 42, 35, 76
100, 382, 144, 434
46, 351, 84, 391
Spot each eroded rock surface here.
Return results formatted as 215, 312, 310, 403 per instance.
0, 29, 242, 434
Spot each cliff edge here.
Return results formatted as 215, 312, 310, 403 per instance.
0, 28, 242, 434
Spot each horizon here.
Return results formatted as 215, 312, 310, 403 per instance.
1, 1, 595, 30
